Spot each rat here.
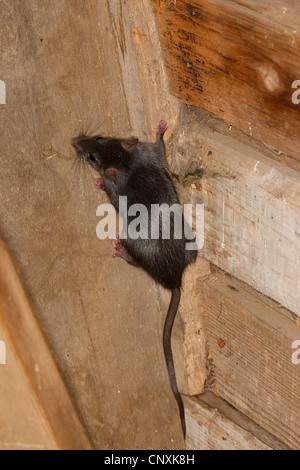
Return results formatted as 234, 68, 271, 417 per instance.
71, 120, 198, 438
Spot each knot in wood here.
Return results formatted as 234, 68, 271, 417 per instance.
256, 64, 283, 95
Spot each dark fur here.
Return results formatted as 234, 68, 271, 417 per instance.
71, 123, 197, 438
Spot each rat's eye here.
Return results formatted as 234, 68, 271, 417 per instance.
89, 154, 96, 162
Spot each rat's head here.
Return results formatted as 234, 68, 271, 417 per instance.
71, 134, 138, 171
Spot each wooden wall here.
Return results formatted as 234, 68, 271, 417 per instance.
151, 0, 300, 450
0, 236, 92, 450
0, 0, 299, 450
152, 0, 300, 162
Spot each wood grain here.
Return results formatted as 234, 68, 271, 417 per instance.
195, 271, 300, 449
172, 107, 300, 315
157, 258, 210, 397
152, 0, 300, 159
185, 396, 272, 450
0, 234, 93, 450
0, 0, 184, 449
198, 392, 289, 450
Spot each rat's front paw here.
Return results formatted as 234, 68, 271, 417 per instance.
95, 178, 105, 190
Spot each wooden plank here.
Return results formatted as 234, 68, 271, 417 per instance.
195, 270, 300, 449
0, 0, 184, 449
198, 392, 289, 450
221, 1, 300, 32
185, 396, 272, 450
152, 0, 300, 160
174, 107, 300, 315
0, 234, 93, 450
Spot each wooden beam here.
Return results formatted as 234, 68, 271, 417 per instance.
0, 234, 93, 450
174, 107, 300, 315
197, 392, 289, 450
107, 0, 180, 138
185, 395, 273, 450
195, 270, 300, 449
152, 0, 300, 160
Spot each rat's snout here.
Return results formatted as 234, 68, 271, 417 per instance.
71, 137, 86, 155
71, 135, 89, 152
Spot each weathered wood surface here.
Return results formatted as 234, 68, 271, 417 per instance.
108, 0, 179, 137
197, 392, 289, 450
0, 234, 92, 450
172, 107, 300, 315
152, 0, 300, 160
185, 396, 273, 450
0, 0, 184, 449
195, 270, 300, 449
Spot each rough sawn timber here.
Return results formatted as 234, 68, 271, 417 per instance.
152, 0, 300, 160
0, 234, 93, 450
195, 271, 300, 449
173, 110, 300, 315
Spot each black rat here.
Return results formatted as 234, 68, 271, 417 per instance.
71, 120, 198, 438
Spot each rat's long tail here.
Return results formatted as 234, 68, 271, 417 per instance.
163, 287, 186, 439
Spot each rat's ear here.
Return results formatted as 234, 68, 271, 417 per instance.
105, 168, 117, 184
121, 138, 139, 150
